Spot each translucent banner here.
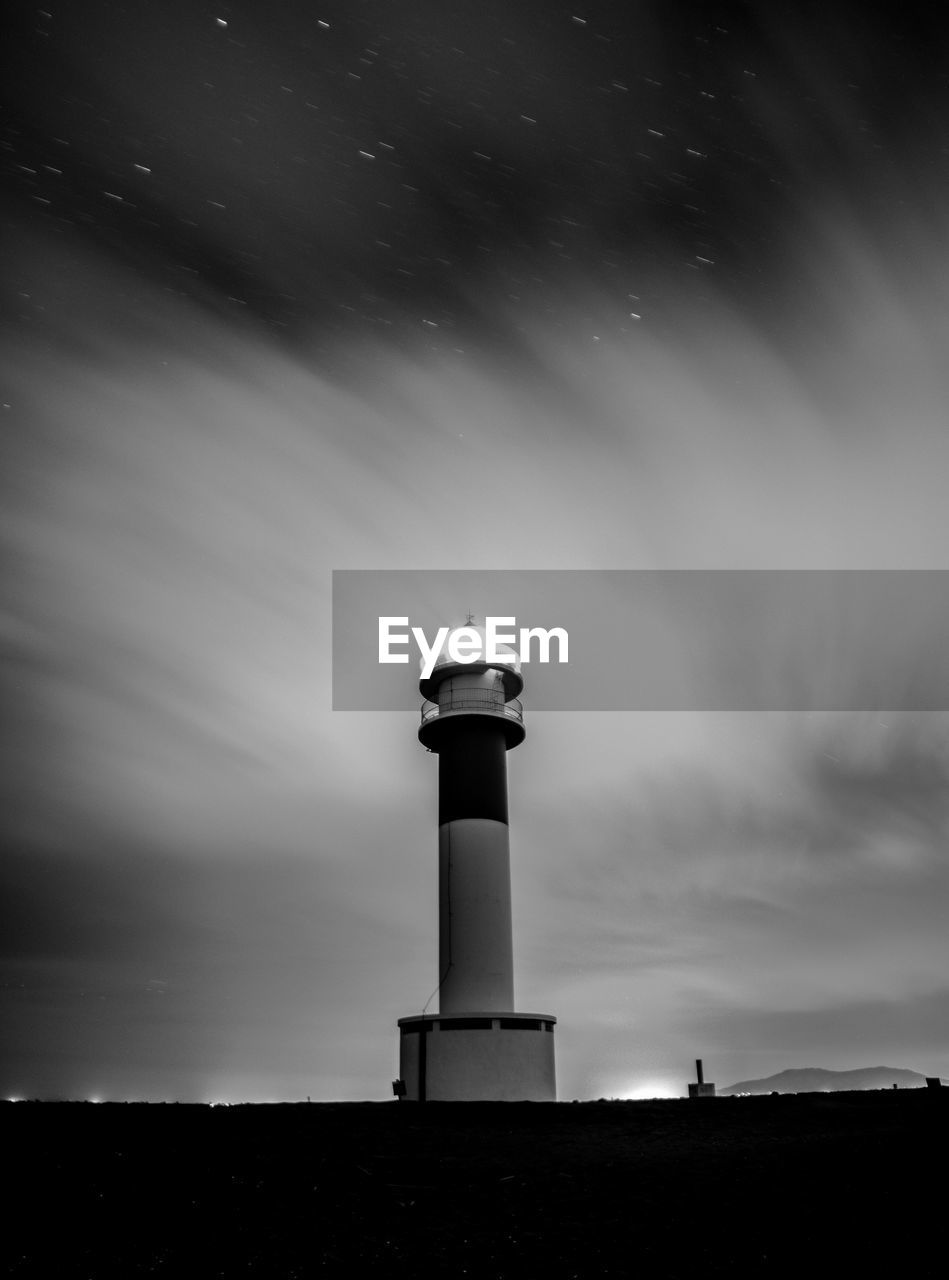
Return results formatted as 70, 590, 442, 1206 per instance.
332, 570, 949, 711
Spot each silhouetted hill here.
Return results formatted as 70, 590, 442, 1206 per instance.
721, 1065, 933, 1094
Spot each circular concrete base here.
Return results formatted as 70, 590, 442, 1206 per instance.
397, 1012, 556, 1101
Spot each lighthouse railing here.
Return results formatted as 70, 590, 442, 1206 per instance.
420, 694, 523, 728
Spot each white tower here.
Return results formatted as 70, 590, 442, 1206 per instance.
396, 626, 557, 1101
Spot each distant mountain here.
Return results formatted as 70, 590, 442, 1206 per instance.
721, 1066, 936, 1095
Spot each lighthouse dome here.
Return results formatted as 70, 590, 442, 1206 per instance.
418, 622, 523, 700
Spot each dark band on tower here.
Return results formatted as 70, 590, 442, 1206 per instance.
436, 717, 509, 825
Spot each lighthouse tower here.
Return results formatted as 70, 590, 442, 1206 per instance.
396, 624, 557, 1101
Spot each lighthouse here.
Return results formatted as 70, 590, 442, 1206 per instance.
396, 623, 557, 1101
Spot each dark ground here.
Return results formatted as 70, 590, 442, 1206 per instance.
5, 1092, 945, 1277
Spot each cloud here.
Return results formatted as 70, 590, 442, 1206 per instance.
510, 710, 949, 1091
691, 988, 949, 1062
5, 176, 949, 1097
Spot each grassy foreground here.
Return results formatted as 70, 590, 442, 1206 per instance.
5, 1091, 945, 1277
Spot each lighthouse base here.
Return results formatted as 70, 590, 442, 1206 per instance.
397, 1012, 556, 1102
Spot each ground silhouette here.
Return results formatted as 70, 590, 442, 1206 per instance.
6, 1091, 946, 1276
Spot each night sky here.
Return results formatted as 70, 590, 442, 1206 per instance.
3, 1, 949, 1101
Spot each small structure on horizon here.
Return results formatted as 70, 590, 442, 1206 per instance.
688, 1058, 716, 1098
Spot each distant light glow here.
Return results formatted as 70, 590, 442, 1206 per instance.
611, 1078, 682, 1101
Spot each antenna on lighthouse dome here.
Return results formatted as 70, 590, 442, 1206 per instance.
465, 611, 476, 626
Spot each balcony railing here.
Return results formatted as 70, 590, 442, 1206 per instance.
420, 693, 524, 728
